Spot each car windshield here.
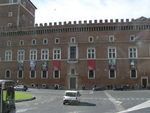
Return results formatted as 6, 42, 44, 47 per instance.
65, 92, 76, 97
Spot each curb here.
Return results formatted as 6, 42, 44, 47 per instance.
15, 97, 36, 103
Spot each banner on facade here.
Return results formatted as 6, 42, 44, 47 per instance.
30, 60, 36, 70
41, 60, 48, 71
18, 61, 24, 71
109, 59, 116, 70
53, 60, 61, 71
87, 60, 96, 70
130, 59, 136, 69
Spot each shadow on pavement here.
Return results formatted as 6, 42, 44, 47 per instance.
79, 102, 96, 106
66, 102, 96, 106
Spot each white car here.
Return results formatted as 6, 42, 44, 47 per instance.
63, 90, 81, 105
14, 85, 28, 91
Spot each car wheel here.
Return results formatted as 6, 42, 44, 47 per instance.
63, 101, 66, 105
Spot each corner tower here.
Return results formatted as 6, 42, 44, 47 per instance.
0, 0, 37, 28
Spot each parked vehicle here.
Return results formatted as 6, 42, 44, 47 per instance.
63, 90, 81, 105
14, 85, 28, 91
92, 86, 106, 91
113, 85, 130, 91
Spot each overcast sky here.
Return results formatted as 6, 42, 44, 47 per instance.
31, 0, 150, 24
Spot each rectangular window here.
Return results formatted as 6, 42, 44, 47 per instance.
30, 70, 36, 79
19, 40, 24, 46
41, 70, 48, 79
129, 47, 137, 58
9, 0, 13, 3
130, 69, 137, 78
109, 35, 115, 42
88, 70, 95, 79
70, 37, 76, 43
41, 49, 49, 60
17, 70, 23, 79
130, 35, 136, 41
69, 46, 77, 60
17, 50, 25, 61
109, 69, 116, 79
30, 49, 37, 60
5, 50, 12, 61
8, 12, 13, 17
71, 68, 75, 75
7, 40, 12, 46
55, 38, 60, 44
87, 48, 95, 59
53, 70, 60, 79
53, 48, 61, 60
108, 47, 116, 59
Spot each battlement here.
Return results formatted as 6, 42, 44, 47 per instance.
0, 16, 150, 34
34, 16, 150, 27
35, 18, 132, 27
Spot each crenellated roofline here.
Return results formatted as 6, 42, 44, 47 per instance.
0, 16, 150, 37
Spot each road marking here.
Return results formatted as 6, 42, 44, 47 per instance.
104, 91, 125, 112
118, 100, 150, 113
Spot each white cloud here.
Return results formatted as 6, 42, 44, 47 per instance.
31, 0, 150, 24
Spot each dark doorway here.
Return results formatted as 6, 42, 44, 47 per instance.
142, 77, 148, 88
70, 77, 76, 89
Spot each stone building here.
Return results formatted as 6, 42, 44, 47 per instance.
0, 0, 150, 89
0, 0, 36, 28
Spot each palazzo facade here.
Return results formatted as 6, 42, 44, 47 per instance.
0, 0, 150, 89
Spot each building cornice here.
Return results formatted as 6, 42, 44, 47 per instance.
0, 3, 18, 6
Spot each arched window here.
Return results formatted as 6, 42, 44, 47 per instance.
5, 70, 11, 78
31, 39, 36, 45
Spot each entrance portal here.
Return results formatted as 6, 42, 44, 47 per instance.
141, 77, 148, 88
70, 77, 76, 89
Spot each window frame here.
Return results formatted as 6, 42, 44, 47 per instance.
41, 49, 49, 60
130, 69, 137, 78
5, 70, 11, 79
30, 49, 37, 61
17, 50, 25, 62
55, 38, 60, 44
17, 70, 24, 79
53, 70, 60, 79
130, 35, 136, 41
109, 69, 116, 79
41, 70, 48, 79
53, 48, 61, 60
108, 47, 117, 59
108, 35, 115, 42
87, 47, 96, 59
128, 47, 137, 59
8, 12, 13, 17
70, 37, 76, 43
19, 40, 24, 46
88, 70, 95, 79
88, 36, 94, 43
5, 50, 12, 61
43, 38, 48, 45
7, 40, 12, 46
9, 0, 13, 4
31, 39, 36, 45
68, 45, 78, 60
30, 70, 36, 79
